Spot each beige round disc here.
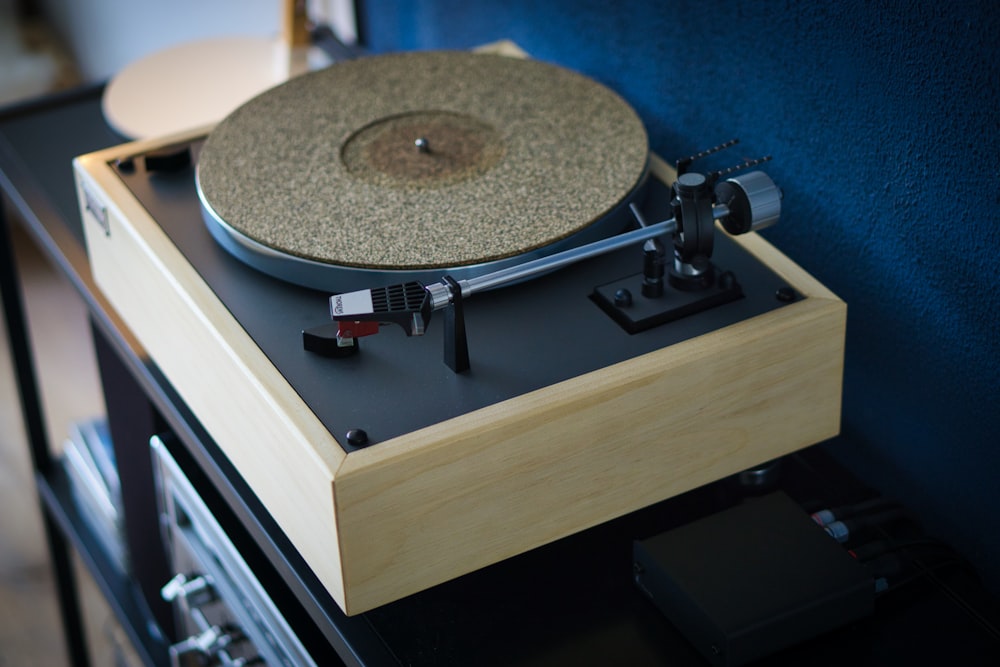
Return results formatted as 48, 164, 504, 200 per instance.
197, 50, 648, 272
103, 36, 290, 140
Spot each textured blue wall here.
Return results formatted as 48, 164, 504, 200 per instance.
359, 1, 1000, 591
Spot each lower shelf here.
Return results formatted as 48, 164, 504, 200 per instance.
37, 464, 171, 667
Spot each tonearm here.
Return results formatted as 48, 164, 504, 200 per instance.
305, 140, 782, 372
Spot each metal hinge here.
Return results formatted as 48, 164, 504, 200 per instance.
81, 181, 109, 237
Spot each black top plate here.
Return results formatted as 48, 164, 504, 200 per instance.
115, 146, 797, 451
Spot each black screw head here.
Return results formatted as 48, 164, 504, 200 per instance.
345, 428, 369, 447
775, 286, 796, 302
614, 288, 633, 307
717, 270, 737, 291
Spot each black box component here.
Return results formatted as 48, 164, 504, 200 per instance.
633, 492, 874, 666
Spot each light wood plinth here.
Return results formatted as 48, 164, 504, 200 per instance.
75, 136, 844, 615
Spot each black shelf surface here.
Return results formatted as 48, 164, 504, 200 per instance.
37, 466, 171, 667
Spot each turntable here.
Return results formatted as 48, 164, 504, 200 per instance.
73, 47, 845, 615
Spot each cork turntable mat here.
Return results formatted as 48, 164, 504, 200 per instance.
196, 51, 648, 272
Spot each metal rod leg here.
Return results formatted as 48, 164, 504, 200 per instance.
0, 203, 91, 665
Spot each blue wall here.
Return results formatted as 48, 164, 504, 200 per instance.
358, 0, 1000, 592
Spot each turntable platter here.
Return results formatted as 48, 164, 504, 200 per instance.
196, 50, 648, 290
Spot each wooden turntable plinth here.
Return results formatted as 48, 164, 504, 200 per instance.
77, 143, 843, 615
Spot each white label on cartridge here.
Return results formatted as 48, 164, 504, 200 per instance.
330, 289, 374, 317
